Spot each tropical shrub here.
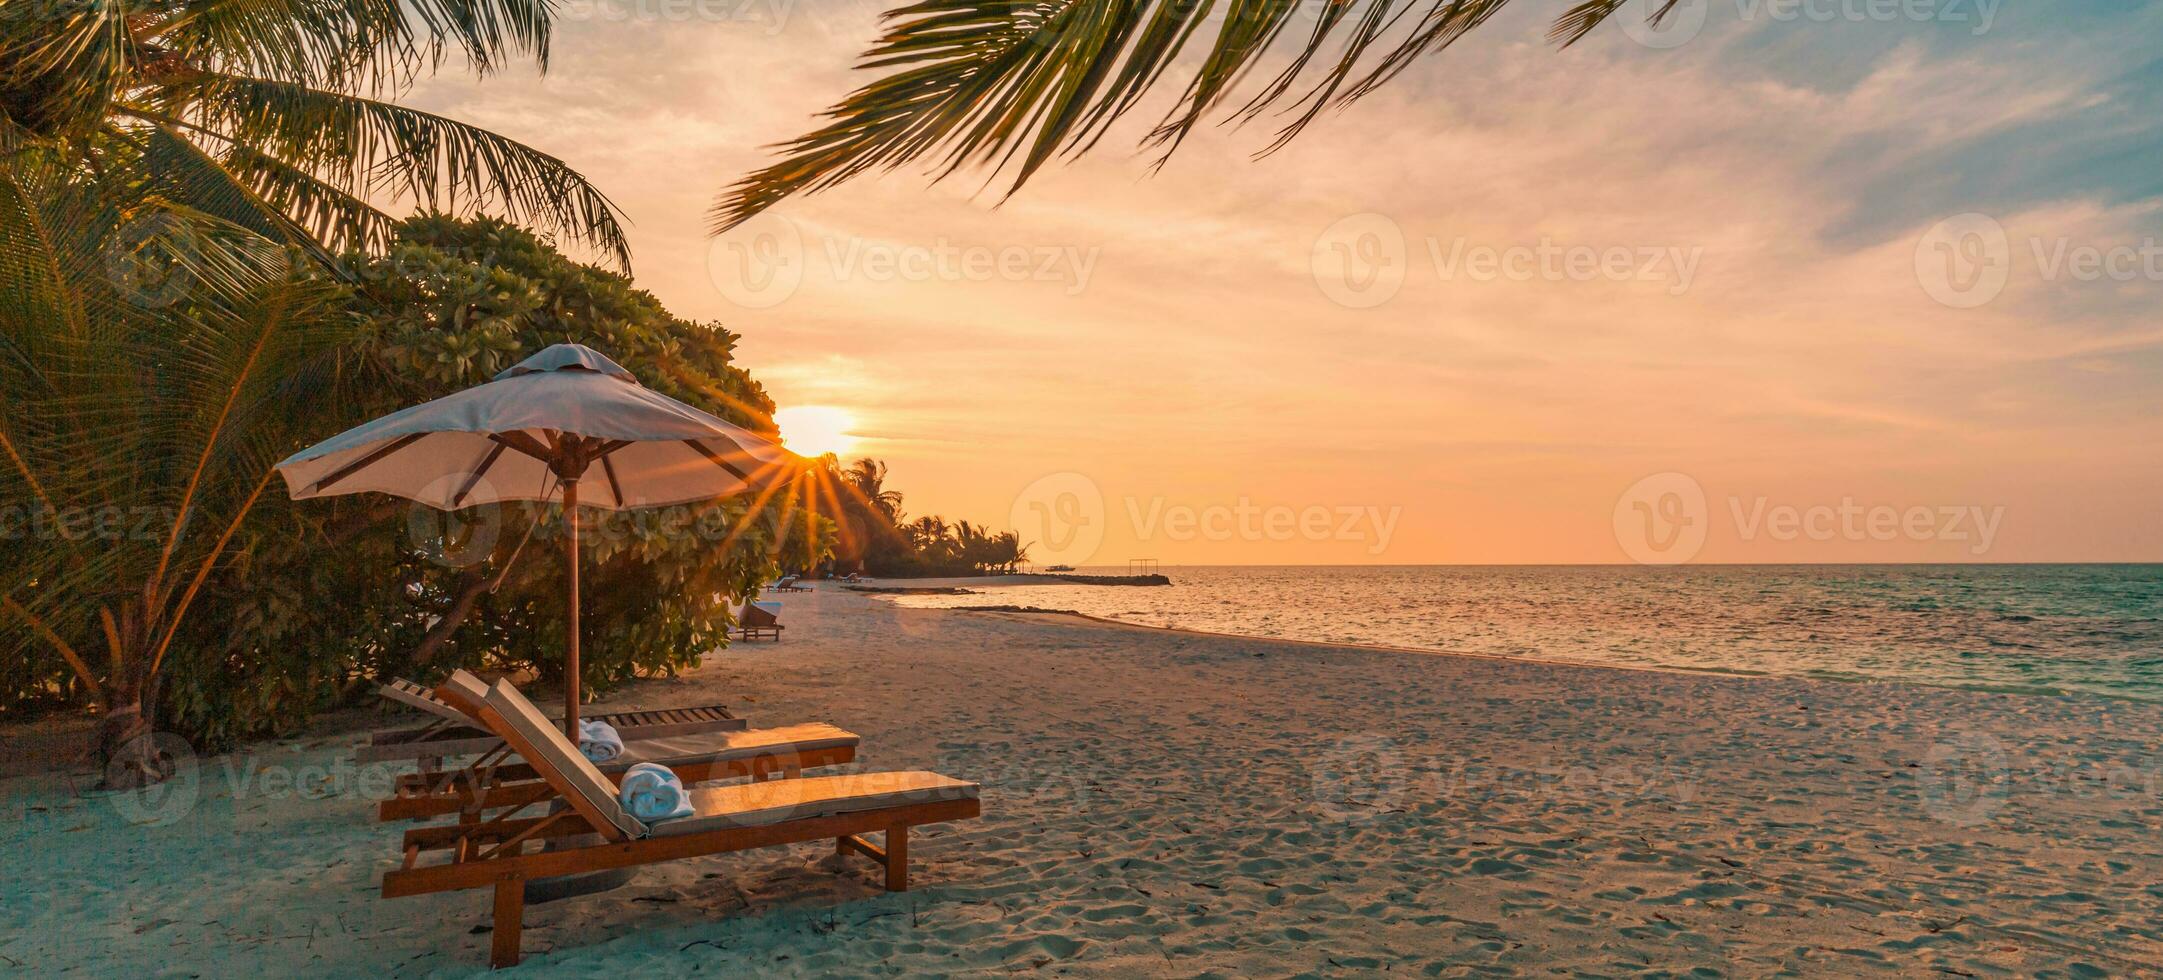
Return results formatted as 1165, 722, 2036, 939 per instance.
157, 216, 832, 749
6, 216, 832, 756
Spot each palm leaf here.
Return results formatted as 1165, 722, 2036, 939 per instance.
137, 73, 629, 268
715, 0, 1649, 230
152, 0, 555, 88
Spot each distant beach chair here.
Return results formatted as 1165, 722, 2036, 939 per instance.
380, 710, 861, 821
361, 677, 747, 770
765, 575, 811, 593
384, 673, 981, 968
736, 600, 785, 641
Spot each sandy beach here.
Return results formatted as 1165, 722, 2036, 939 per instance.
6, 579, 2163, 976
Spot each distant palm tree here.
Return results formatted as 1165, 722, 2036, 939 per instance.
3, 0, 629, 267
907, 516, 952, 557
843, 458, 906, 525
715, 0, 1666, 228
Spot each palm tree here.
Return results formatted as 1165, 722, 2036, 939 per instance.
0, 153, 353, 785
3, 0, 628, 267
715, 0, 1668, 229
843, 458, 905, 525
0, 0, 627, 783
906, 515, 952, 558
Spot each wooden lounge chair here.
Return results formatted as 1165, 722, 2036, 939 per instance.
735, 601, 784, 641
385, 674, 980, 968
764, 575, 811, 593
360, 677, 747, 769
380, 720, 862, 822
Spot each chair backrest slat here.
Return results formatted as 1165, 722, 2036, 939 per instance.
379, 678, 480, 729
477, 679, 646, 840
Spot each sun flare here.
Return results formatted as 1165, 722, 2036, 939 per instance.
772, 406, 859, 458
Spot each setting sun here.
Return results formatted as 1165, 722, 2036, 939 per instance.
771, 405, 859, 458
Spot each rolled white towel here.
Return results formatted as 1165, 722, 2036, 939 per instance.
578, 719, 623, 763
618, 763, 693, 823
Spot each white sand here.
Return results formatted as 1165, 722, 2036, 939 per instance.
5, 579, 2163, 975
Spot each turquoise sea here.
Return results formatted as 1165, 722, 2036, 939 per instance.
886, 564, 2163, 701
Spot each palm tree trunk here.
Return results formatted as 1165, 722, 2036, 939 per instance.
95, 676, 160, 789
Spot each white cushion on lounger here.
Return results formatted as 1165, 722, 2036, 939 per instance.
649, 771, 980, 837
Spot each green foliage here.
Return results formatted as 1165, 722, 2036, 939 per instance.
0, 0, 627, 266
152, 216, 825, 749
0, 146, 358, 770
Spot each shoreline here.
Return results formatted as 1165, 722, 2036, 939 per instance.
898, 591, 2100, 706
1013, 604, 2114, 703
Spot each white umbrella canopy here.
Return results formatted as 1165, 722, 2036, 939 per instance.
276, 344, 798, 735
277, 345, 791, 509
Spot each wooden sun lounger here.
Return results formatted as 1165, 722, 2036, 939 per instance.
765, 576, 812, 592
735, 602, 784, 642
379, 722, 862, 822
360, 678, 747, 768
384, 674, 980, 968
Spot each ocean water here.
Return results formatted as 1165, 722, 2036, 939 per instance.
885, 564, 2163, 701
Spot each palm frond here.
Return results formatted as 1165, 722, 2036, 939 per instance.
140, 73, 629, 268
715, 0, 1644, 230
0, 1, 130, 141
153, 0, 555, 88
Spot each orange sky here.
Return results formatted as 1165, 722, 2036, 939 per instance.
407, 5, 2163, 565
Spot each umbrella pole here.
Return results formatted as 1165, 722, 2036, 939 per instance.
563, 478, 581, 739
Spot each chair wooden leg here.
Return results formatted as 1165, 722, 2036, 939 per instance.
491, 878, 525, 968
885, 825, 909, 892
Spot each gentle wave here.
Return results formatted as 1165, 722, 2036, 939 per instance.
885, 564, 2163, 702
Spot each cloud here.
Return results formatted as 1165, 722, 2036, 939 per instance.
394, 3, 2163, 561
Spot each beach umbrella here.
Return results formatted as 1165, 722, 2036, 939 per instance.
276, 344, 794, 736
